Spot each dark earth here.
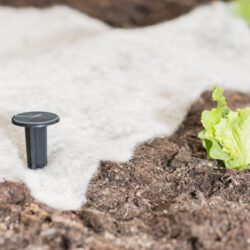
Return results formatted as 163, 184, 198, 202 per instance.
0, 0, 213, 27
1, 91, 250, 250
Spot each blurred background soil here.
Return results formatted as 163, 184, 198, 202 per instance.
0, 0, 214, 27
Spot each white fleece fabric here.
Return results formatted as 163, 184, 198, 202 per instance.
0, 2, 250, 210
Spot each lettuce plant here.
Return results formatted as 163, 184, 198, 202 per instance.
235, 0, 250, 25
199, 86, 250, 170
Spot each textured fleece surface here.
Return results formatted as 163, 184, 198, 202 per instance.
0, 3, 250, 210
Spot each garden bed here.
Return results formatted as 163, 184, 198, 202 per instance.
1, 90, 250, 250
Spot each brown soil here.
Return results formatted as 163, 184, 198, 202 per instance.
0, 0, 213, 27
1, 90, 250, 250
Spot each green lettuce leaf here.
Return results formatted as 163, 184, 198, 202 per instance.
199, 86, 250, 170
235, 0, 250, 26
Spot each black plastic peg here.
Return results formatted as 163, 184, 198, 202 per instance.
12, 112, 59, 169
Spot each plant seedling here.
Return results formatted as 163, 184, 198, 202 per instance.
235, 0, 250, 25
199, 86, 250, 170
